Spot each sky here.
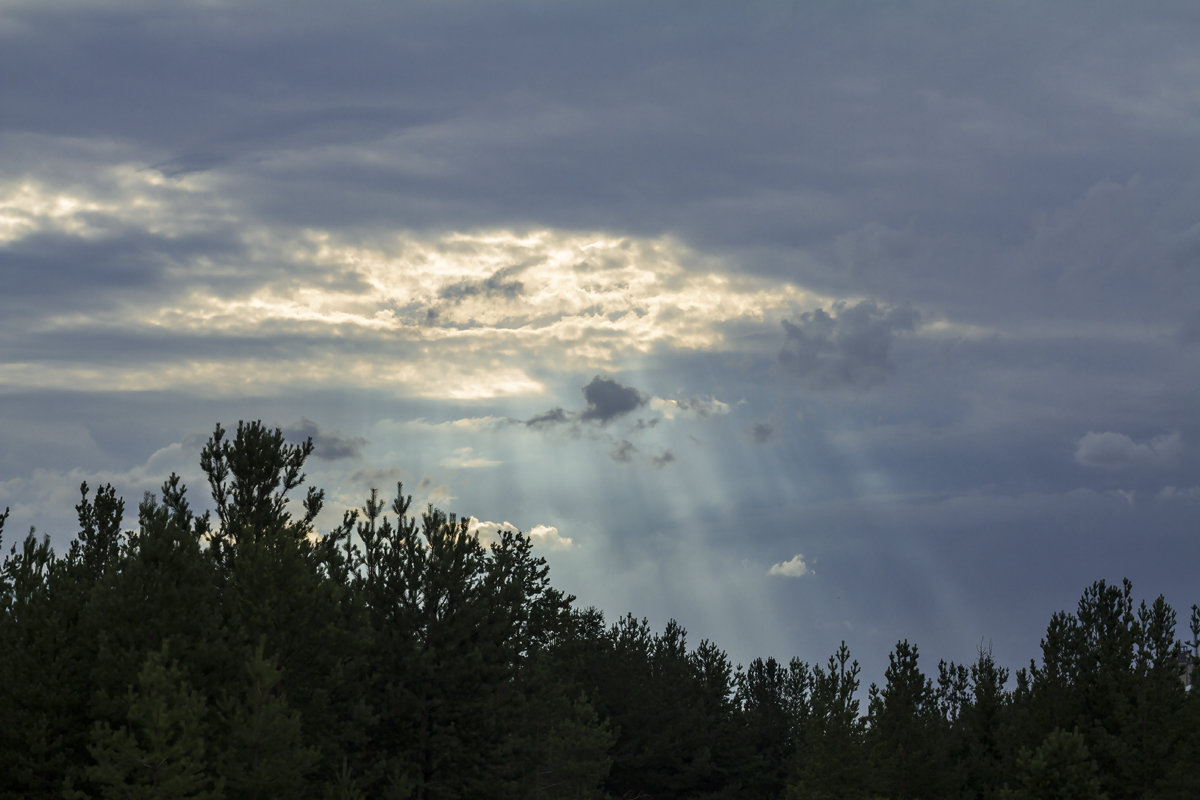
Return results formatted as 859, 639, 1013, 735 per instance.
2, 0, 1199, 684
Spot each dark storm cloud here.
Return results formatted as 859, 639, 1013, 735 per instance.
283, 418, 366, 461
778, 301, 920, 391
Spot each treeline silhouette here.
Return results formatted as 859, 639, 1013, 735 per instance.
1, 421, 1197, 799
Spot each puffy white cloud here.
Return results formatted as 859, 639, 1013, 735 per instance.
768, 553, 812, 578
528, 524, 575, 551
466, 518, 574, 550
1074, 431, 1183, 469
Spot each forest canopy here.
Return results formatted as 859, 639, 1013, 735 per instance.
2, 420, 1197, 799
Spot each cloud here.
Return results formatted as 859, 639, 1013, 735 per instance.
649, 395, 731, 420
528, 523, 575, 551
283, 418, 366, 461
1157, 485, 1200, 502
531, 389, 728, 430
768, 553, 812, 578
610, 440, 637, 463
437, 265, 525, 302
466, 518, 574, 550
1074, 431, 1183, 469
650, 450, 676, 468
400, 416, 505, 433
580, 375, 646, 424
440, 446, 501, 469
524, 407, 572, 429
779, 300, 919, 391
749, 421, 774, 444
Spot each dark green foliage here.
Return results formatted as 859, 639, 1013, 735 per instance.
958, 646, 1013, 798
200, 420, 323, 565
215, 641, 320, 798
68, 481, 125, 583
2, 420, 1198, 800
0, 525, 89, 798
1002, 728, 1107, 800
69, 646, 221, 800
788, 642, 869, 800
866, 639, 949, 799
736, 655, 806, 799
1025, 579, 1193, 799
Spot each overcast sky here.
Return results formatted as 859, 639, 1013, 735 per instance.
3, 0, 1199, 682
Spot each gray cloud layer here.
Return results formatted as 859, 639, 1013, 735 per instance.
779, 301, 919, 391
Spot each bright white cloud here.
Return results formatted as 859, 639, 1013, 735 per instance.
466, 518, 574, 551
1074, 431, 1183, 469
768, 553, 811, 578
528, 524, 575, 551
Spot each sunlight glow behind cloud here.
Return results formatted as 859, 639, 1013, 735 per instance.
2, 171, 829, 399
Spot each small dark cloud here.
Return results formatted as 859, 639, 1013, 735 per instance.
349, 466, 406, 490
778, 300, 919, 391
438, 265, 525, 302
580, 375, 646, 424
524, 407, 573, 429
672, 397, 728, 417
283, 418, 366, 461
750, 422, 774, 444
650, 450, 676, 468
610, 440, 637, 463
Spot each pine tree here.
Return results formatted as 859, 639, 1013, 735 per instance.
788, 642, 869, 800
1002, 728, 1107, 800
71, 646, 221, 800
0, 524, 92, 799
215, 640, 320, 798
199, 422, 365, 789
199, 419, 323, 565
67, 482, 125, 583
736, 655, 800, 799
1026, 579, 1192, 799
958, 645, 1013, 799
866, 639, 949, 799
84, 477, 227, 729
